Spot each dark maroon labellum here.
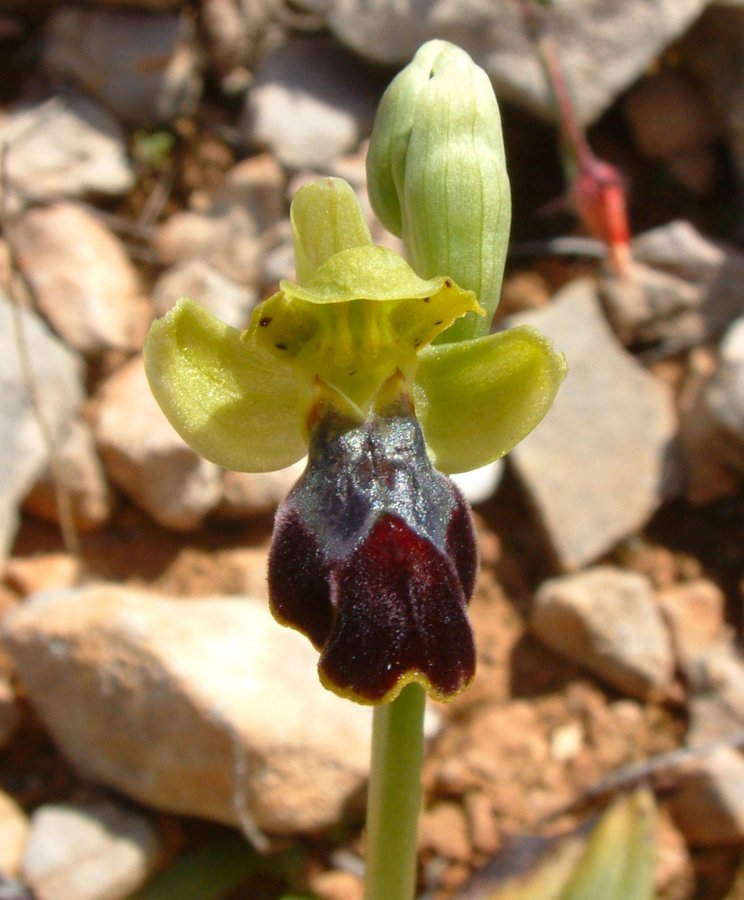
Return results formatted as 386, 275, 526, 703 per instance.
269, 402, 478, 704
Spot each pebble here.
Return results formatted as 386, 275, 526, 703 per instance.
0, 790, 28, 877
419, 802, 472, 863
21, 799, 160, 900
327, 0, 709, 125
23, 419, 113, 533
202, 0, 270, 75
244, 34, 380, 169
92, 355, 222, 531
463, 791, 500, 855
655, 810, 695, 898
309, 870, 364, 900
3, 584, 371, 833
668, 746, 744, 846
0, 93, 134, 213
218, 460, 306, 519
657, 579, 728, 672
658, 579, 744, 746
686, 660, 744, 746
152, 259, 257, 331
531, 566, 675, 699
43, 7, 202, 127
10, 202, 151, 354
0, 296, 83, 560
506, 280, 676, 570
3, 554, 81, 598
154, 154, 285, 284
681, 316, 744, 502
601, 220, 744, 352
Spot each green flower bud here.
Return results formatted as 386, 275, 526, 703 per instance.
367, 40, 511, 342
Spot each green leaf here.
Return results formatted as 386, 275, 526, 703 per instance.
561, 789, 656, 900
129, 835, 258, 900
469, 789, 656, 900
130, 837, 309, 900
144, 298, 307, 472
414, 326, 567, 474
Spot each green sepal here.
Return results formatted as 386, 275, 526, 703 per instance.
144, 298, 307, 472
290, 177, 373, 283
413, 326, 567, 474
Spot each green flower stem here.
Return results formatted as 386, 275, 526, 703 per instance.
364, 682, 426, 900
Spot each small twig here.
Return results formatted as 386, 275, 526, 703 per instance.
0, 141, 82, 561
545, 728, 744, 821
137, 167, 177, 229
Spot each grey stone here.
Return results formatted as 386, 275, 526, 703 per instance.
668, 747, 744, 846
658, 579, 729, 673
531, 566, 675, 699
202, 0, 272, 74
9, 202, 151, 354
152, 259, 257, 331
0, 93, 134, 214
23, 419, 113, 534
218, 459, 306, 518
327, 0, 709, 125
154, 154, 285, 284
680, 316, 744, 502
686, 655, 744, 746
0, 790, 28, 878
659, 580, 744, 746
92, 355, 222, 531
602, 221, 744, 352
506, 280, 676, 570
243, 34, 380, 168
43, 7, 202, 127
3, 585, 371, 833
22, 799, 160, 900
0, 296, 83, 560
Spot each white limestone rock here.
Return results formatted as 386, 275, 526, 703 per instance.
507, 280, 676, 569
3, 585, 371, 834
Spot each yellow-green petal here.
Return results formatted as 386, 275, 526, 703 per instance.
248, 247, 483, 415
144, 298, 307, 472
413, 326, 567, 474
279, 245, 449, 305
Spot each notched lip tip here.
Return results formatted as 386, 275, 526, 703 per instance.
318, 666, 476, 707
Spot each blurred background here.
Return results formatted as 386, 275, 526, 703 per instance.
0, 1, 743, 898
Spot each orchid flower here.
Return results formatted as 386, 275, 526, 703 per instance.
144, 42, 566, 707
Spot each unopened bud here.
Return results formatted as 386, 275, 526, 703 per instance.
367, 40, 511, 342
